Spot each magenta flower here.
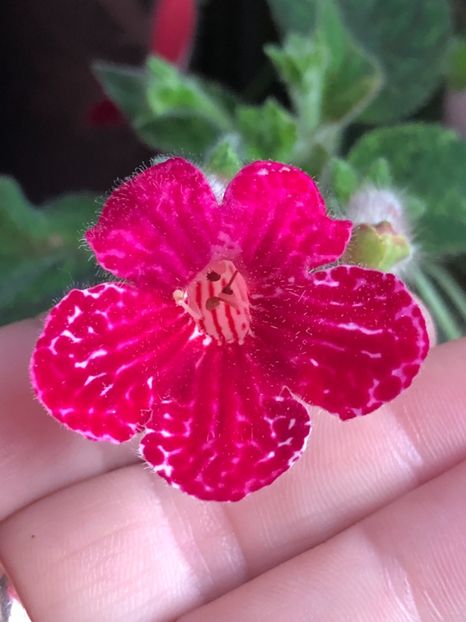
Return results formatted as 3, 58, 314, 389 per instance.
30, 158, 429, 501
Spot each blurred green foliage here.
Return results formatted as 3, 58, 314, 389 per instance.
267, 0, 452, 122
1, 0, 465, 339
337, 0, 452, 122
0, 178, 101, 324
447, 37, 466, 89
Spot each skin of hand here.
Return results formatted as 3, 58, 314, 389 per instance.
0, 314, 466, 622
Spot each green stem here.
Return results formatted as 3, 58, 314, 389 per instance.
294, 124, 342, 180
412, 269, 463, 341
424, 263, 466, 321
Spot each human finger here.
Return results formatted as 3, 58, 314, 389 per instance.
181, 458, 466, 622
0, 319, 139, 521
0, 339, 465, 621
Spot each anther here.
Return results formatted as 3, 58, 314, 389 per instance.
206, 297, 221, 310
222, 270, 239, 295
173, 289, 202, 320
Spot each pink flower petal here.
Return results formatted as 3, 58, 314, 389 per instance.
221, 161, 352, 280
86, 158, 220, 292
140, 344, 311, 501
253, 265, 429, 419
31, 282, 204, 442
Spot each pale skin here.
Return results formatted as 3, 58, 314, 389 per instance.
1, 313, 466, 622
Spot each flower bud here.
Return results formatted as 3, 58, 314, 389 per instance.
344, 222, 411, 272
344, 185, 415, 273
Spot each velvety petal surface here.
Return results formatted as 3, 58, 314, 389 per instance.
31, 283, 204, 442
220, 161, 352, 281
140, 343, 311, 501
253, 265, 429, 419
86, 158, 220, 293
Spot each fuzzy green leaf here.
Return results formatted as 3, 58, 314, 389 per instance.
365, 158, 393, 187
338, 0, 452, 122
265, 1, 382, 127
328, 158, 360, 204
94, 57, 233, 156
268, 0, 451, 123
93, 62, 151, 124
266, 1, 381, 172
146, 57, 231, 130
204, 135, 243, 179
265, 34, 327, 133
348, 124, 466, 254
236, 98, 298, 161
0, 178, 100, 325
318, 0, 383, 125
139, 114, 224, 156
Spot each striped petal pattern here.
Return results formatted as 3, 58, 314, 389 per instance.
86, 158, 220, 294
221, 161, 352, 281
31, 283, 204, 442
253, 266, 429, 420
140, 344, 311, 501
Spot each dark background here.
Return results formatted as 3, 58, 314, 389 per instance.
0, 0, 276, 203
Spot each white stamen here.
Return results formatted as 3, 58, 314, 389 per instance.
173, 289, 203, 321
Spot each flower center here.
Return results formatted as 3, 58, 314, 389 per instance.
174, 260, 251, 344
